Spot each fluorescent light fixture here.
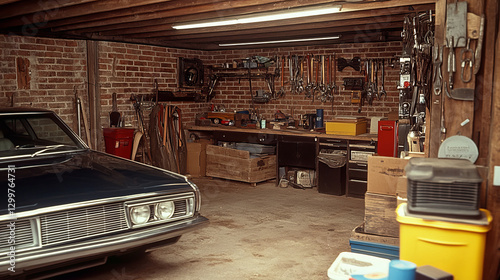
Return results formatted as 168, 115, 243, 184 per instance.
218, 36, 341, 47
172, 4, 342, 30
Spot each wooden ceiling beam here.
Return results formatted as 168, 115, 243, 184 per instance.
46, 0, 291, 30
0, 0, 19, 5
148, 15, 404, 40
0, 0, 175, 28
107, 5, 427, 38
0, 0, 98, 19
51, 0, 336, 32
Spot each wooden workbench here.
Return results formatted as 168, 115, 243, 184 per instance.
187, 125, 377, 198
187, 125, 377, 142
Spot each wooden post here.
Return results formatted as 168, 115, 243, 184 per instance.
429, 0, 447, 157
484, 0, 500, 277
86, 40, 103, 151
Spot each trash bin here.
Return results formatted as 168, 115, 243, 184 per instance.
103, 128, 135, 159
318, 149, 347, 195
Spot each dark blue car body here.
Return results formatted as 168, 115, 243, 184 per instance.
0, 108, 208, 279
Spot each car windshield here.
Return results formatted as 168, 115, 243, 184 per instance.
0, 112, 85, 158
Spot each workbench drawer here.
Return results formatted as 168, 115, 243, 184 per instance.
349, 168, 368, 181
348, 179, 367, 198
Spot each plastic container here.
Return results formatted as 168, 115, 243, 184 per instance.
396, 203, 492, 280
326, 121, 367, 136
349, 239, 400, 260
327, 252, 390, 280
316, 109, 324, 128
103, 128, 135, 159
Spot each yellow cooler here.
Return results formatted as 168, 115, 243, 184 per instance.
396, 203, 492, 280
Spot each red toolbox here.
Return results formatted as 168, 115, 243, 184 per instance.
377, 120, 398, 157
103, 128, 135, 159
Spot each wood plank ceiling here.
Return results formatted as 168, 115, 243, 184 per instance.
0, 0, 435, 50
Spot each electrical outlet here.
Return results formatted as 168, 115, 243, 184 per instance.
494, 166, 500, 186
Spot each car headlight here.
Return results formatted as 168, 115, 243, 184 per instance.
129, 205, 151, 225
155, 201, 175, 220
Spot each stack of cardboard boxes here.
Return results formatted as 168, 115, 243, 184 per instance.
364, 156, 410, 238
350, 155, 411, 253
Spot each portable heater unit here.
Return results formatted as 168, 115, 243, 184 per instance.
405, 157, 482, 218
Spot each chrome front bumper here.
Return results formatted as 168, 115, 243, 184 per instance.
0, 215, 208, 277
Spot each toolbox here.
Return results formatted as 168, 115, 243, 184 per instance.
326, 117, 367, 136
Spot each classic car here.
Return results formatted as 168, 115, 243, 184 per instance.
0, 108, 208, 279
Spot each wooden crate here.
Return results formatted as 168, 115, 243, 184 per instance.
206, 145, 276, 183
364, 192, 400, 237
351, 223, 399, 246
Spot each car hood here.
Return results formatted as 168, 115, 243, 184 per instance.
0, 150, 193, 214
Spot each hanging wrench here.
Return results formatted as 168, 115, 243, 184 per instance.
305, 55, 312, 98
433, 44, 443, 95
380, 59, 387, 98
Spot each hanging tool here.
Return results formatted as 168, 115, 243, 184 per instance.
313, 55, 320, 102
460, 38, 474, 83
473, 14, 485, 75
289, 55, 295, 94
433, 44, 443, 95
298, 56, 304, 94
380, 59, 387, 98
320, 55, 327, 94
367, 60, 374, 105
440, 97, 446, 142
110, 92, 120, 127
447, 37, 456, 90
374, 59, 379, 100
78, 96, 91, 149
337, 57, 361, 71
75, 87, 81, 138
277, 56, 285, 98
446, 1, 467, 48
332, 54, 338, 95
305, 55, 312, 98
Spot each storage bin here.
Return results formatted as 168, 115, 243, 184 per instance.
327, 252, 390, 280
103, 128, 135, 159
396, 203, 492, 280
349, 239, 400, 260
326, 119, 367, 136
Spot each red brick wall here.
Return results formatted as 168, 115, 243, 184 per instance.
0, 35, 87, 131
200, 42, 402, 128
1, 34, 401, 149
97, 42, 207, 131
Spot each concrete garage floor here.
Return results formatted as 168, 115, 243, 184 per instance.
60, 177, 365, 280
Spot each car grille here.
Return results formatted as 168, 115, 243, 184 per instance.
40, 202, 128, 246
0, 195, 193, 251
0, 219, 35, 251
173, 200, 187, 218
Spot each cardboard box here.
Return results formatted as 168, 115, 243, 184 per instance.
186, 139, 211, 177
396, 175, 407, 199
367, 155, 409, 195
206, 145, 276, 183
364, 192, 399, 237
